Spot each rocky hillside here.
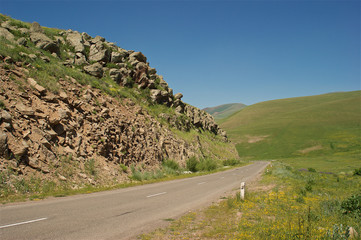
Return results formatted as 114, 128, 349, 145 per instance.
0, 15, 238, 195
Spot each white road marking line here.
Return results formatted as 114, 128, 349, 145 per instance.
146, 192, 167, 198
198, 182, 206, 185
0, 217, 48, 229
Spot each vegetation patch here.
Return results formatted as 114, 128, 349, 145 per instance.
141, 158, 361, 239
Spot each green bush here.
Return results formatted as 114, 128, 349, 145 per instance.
308, 167, 317, 172
341, 193, 361, 217
223, 159, 241, 166
186, 157, 199, 172
162, 159, 180, 171
197, 158, 218, 172
130, 165, 143, 181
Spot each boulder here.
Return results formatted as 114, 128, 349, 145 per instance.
0, 21, 14, 30
30, 22, 44, 33
89, 42, 110, 62
74, 52, 87, 65
90, 35, 105, 44
19, 28, 30, 35
0, 27, 15, 41
174, 93, 183, 100
129, 52, 147, 63
16, 37, 27, 46
0, 110, 12, 123
30, 32, 59, 54
66, 32, 85, 53
83, 62, 104, 78
150, 89, 161, 102
111, 50, 128, 63
15, 102, 35, 116
11, 141, 29, 158
27, 78, 46, 95
109, 68, 122, 82
54, 36, 65, 45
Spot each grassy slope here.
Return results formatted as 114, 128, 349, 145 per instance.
203, 103, 246, 120
220, 91, 361, 160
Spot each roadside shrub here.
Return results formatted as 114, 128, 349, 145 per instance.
186, 157, 198, 172
162, 159, 180, 171
223, 159, 241, 166
130, 165, 143, 181
197, 158, 218, 172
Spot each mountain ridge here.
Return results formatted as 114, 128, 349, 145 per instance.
203, 103, 246, 121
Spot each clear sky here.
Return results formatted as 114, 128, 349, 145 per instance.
1, 0, 360, 109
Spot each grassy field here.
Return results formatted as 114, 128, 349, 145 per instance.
220, 91, 361, 160
140, 157, 361, 240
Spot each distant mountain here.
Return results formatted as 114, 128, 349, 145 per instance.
220, 91, 361, 160
203, 103, 247, 121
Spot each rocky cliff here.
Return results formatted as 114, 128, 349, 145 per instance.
0, 15, 237, 194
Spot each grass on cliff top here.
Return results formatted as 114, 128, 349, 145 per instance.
220, 91, 361, 160
140, 156, 361, 240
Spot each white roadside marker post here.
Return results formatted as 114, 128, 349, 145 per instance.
240, 182, 245, 200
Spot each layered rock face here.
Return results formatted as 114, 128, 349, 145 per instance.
0, 17, 236, 186
0, 70, 197, 174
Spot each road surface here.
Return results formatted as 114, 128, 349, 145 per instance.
0, 161, 268, 240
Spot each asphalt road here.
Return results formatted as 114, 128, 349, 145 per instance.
0, 161, 269, 240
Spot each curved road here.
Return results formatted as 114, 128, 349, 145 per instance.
0, 161, 268, 240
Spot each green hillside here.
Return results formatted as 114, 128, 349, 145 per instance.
220, 91, 361, 160
203, 103, 246, 120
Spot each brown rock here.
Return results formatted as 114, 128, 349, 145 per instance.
27, 78, 46, 95
30, 32, 59, 54
83, 62, 104, 78
0, 110, 12, 123
11, 141, 28, 158
129, 52, 147, 63
30, 22, 44, 33
15, 102, 35, 116
0, 27, 15, 41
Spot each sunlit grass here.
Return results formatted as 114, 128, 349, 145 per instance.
141, 157, 361, 239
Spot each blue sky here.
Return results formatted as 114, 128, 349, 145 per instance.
1, 0, 360, 109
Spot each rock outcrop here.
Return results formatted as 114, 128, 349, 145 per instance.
0, 15, 237, 190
